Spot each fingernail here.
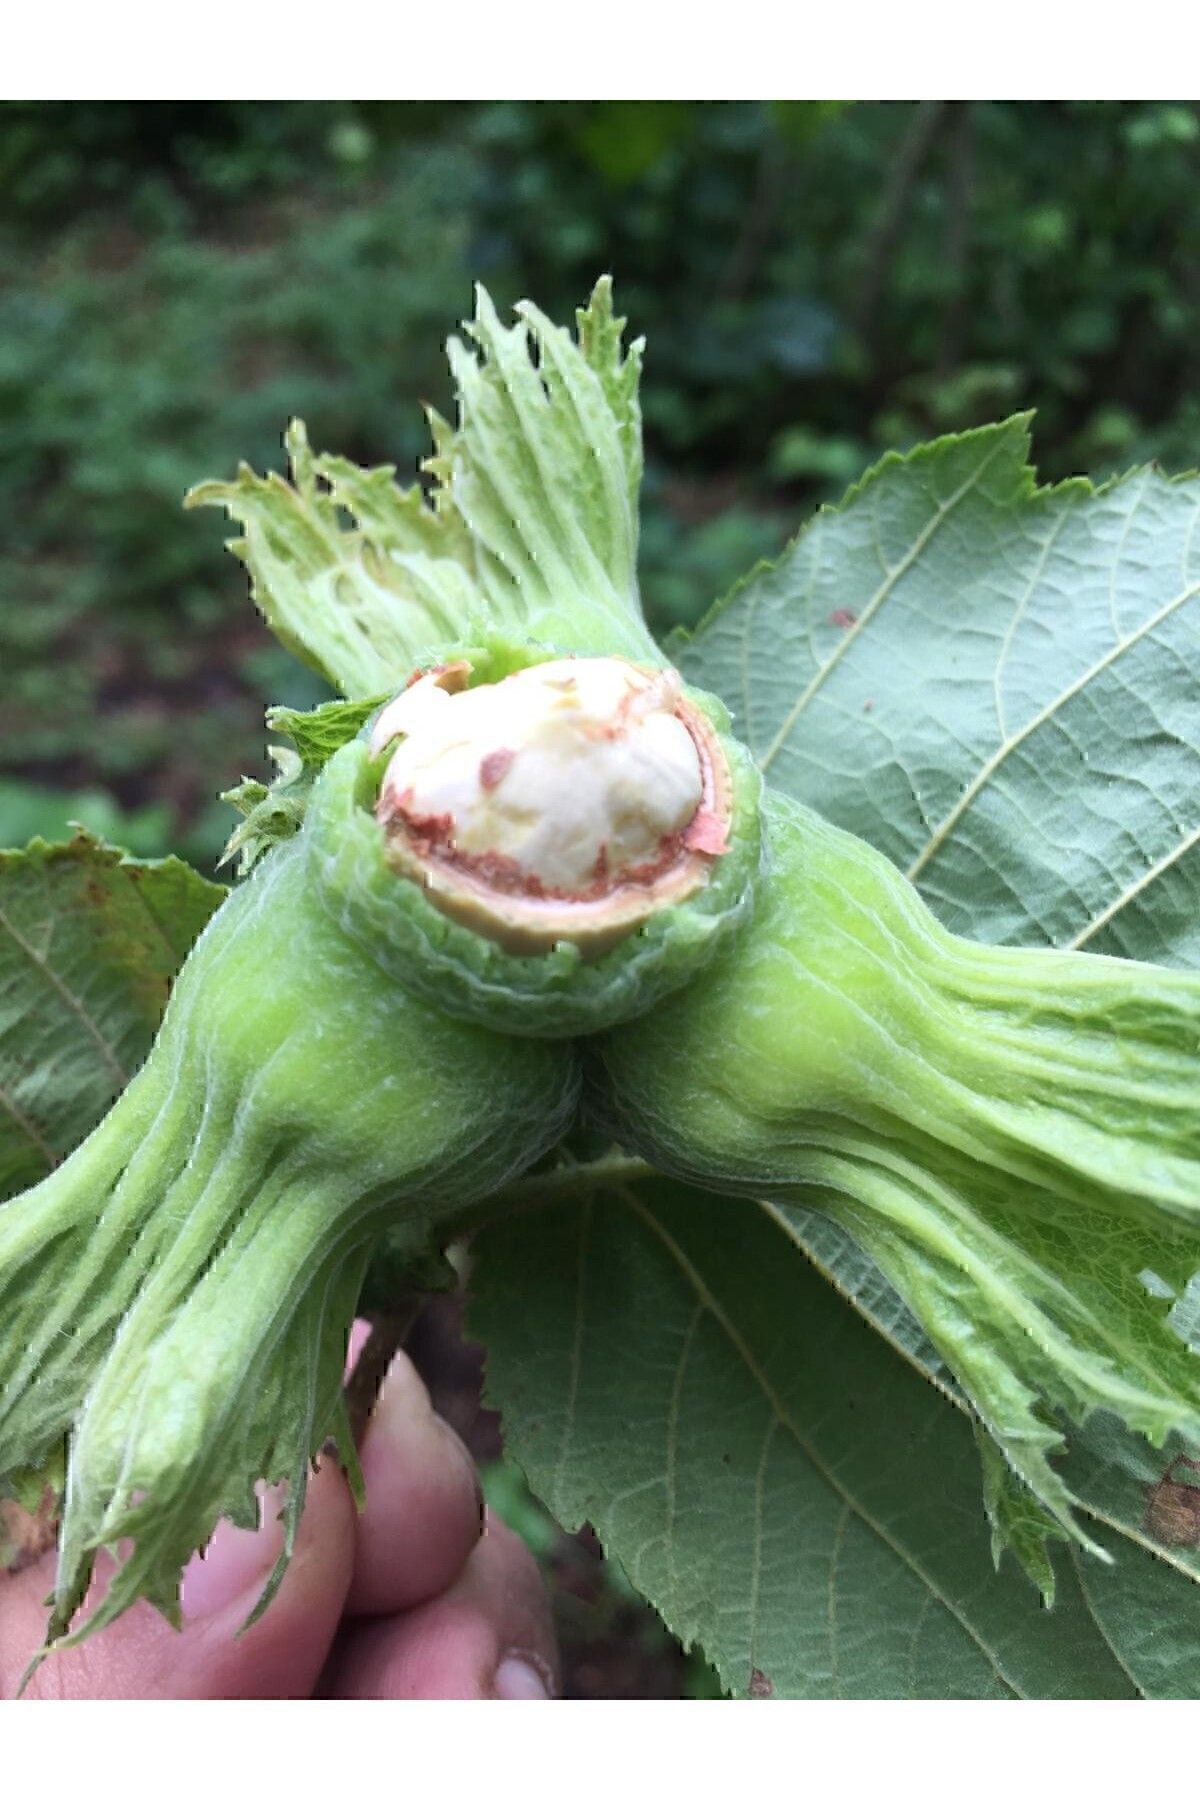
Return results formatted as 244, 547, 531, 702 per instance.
494, 1653, 553, 1700
345, 1318, 372, 1378
180, 1484, 287, 1621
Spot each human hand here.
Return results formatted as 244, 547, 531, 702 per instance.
0, 1335, 558, 1700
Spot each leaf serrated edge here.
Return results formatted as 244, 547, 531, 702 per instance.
670, 414, 1200, 682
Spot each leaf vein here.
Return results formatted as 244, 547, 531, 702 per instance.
906, 574, 1200, 883
0, 902, 128, 1087
759, 434, 1011, 776
664, 1303, 703, 1609
554, 1194, 593, 1522
0, 1081, 59, 1175
993, 506, 1075, 742
619, 1185, 1024, 1695
1068, 822, 1200, 950
1107, 470, 1152, 644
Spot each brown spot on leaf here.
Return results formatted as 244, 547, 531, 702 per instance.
748, 1667, 774, 1698
828, 608, 858, 629
1143, 1455, 1200, 1546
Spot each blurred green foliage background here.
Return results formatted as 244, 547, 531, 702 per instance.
3, 98, 1199, 1698
3, 99, 1200, 869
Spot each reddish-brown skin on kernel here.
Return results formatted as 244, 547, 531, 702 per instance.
682, 808, 728, 855
479, 747, 516, 791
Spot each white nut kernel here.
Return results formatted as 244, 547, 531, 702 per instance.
373, 657, 730, 956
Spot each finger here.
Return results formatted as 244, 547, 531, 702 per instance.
1, 1458, 356, 1700
322, 1509, 558, 1699
346, 1347, 485, 1616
